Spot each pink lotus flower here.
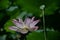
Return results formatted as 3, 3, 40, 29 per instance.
9, 17, 40, 34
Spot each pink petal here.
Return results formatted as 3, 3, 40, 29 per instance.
28, 26, 38, 31
31, 17, 35, 22
9, 26, 18, 31
33, 26, 38, 31
30, 20, 40, 28
18, 18, 23, 23
17, 29, 28, 34
12, 19, 23, 28
24, 18, 31, 26
19, 31, 28, 34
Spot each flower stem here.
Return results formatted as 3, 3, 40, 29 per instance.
42, 9, 47, 40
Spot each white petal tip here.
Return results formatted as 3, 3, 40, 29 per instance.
40, 5, 45, 9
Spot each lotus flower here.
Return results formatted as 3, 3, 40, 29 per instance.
9, 17, 40, 34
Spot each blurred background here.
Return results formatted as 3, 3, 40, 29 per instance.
0, 0, 60, 40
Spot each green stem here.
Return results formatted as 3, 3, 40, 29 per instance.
42, 9, 47, 40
